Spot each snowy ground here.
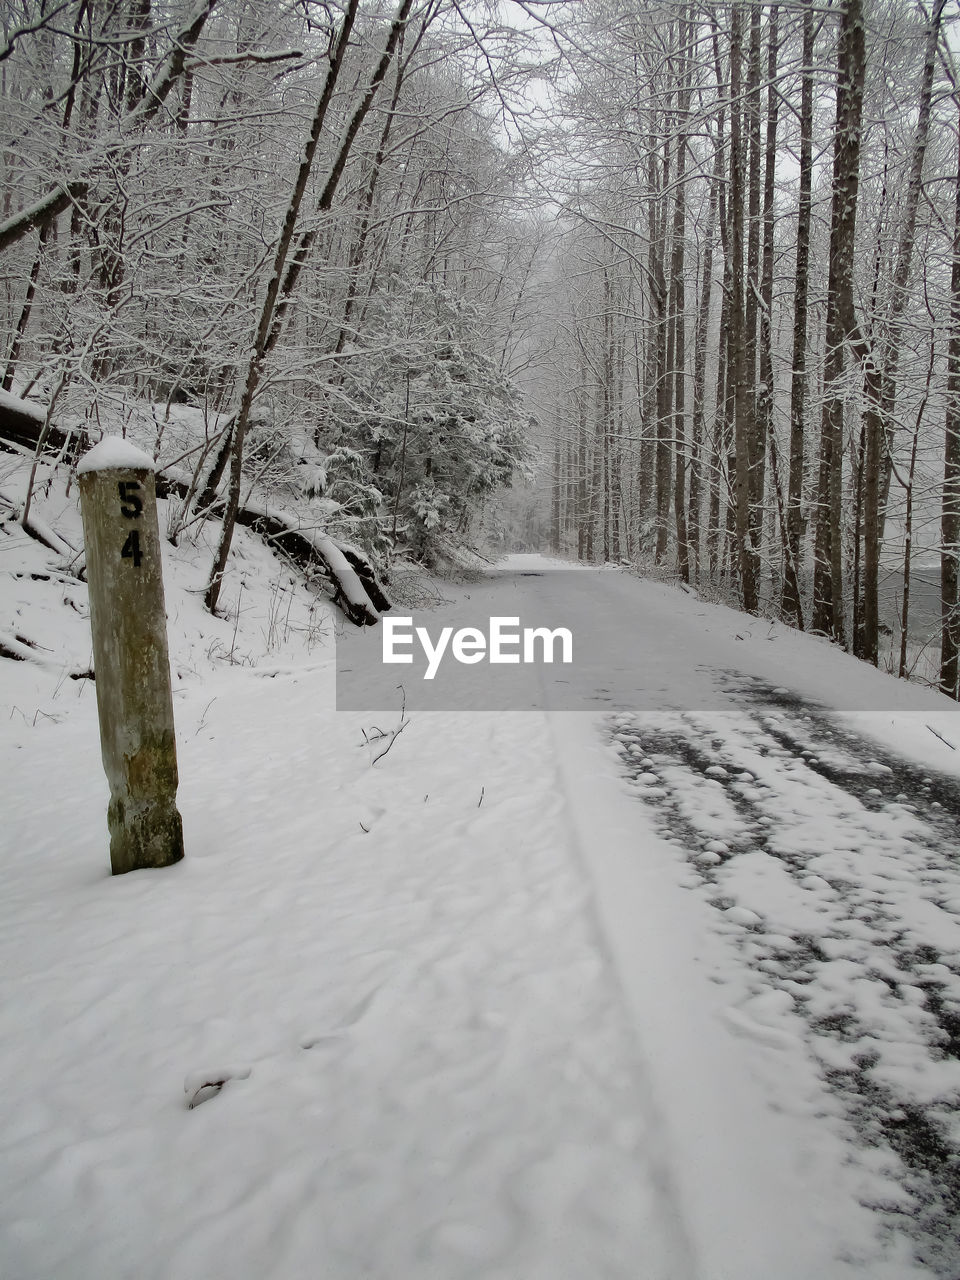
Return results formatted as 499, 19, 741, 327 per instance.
2, 468, 960, 1278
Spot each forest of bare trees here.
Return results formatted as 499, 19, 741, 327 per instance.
0, 0, 540, 603
536, 0, 960, 698
4, 0, 960, 694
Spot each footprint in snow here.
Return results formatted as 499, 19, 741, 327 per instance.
184, 1064, 251, 1109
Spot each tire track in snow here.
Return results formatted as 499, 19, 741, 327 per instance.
609, 678, 960, 1278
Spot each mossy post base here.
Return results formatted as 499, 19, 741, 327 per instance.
78, 441, 184, 874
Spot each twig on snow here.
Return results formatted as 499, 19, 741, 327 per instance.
361, 687, 409, 764
927, 724, 957, 751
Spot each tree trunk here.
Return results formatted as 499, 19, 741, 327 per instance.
653, 127, 672, 562
942, 105, 960, 698
672, 8, 692, 583
758, 7, 781, 602
729, 5, 757, 612
812, 0, 866, 642
784, 0, 814, 629
707, 23, 730, 580
744, 6, 764, 583
690, 116, 721, 583
899, 344, 934, 677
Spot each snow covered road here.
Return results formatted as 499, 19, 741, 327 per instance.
608, 697, 960, 1276
3, 552, 960, 1278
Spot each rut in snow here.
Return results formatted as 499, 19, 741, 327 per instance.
609, 676, 960, 1278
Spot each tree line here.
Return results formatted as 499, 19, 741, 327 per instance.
536, 0, 960, 694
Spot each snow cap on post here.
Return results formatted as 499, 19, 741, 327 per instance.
77, 436, 156, 475
77, 437, 183, 875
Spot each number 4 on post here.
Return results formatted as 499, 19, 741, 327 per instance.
121, 529, 142, 568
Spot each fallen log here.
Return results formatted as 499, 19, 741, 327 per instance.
153, 471, 387, 625
227, 497, 381, 627
335, 539, 392, 613
0, 388, 89, 459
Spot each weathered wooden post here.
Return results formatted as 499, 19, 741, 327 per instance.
78, 438, 184, 874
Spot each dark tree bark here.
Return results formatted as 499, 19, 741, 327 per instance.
124, 0, 152, 113
783, 0, 815, 629
942, 103, 960, 698
743, 5, 764, 579
602, 265, 613, 562
689, 124, 719, 580
899, 345, 934, 678
577, 365, 590, 559
812, 0, 866, 642
653, 119, 672, 563
729, 5, 758, 611
671, 8, 692, 584
707, 24, 729, 579
758, 7, 783, 601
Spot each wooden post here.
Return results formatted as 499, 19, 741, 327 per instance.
78, 438, 184, 874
